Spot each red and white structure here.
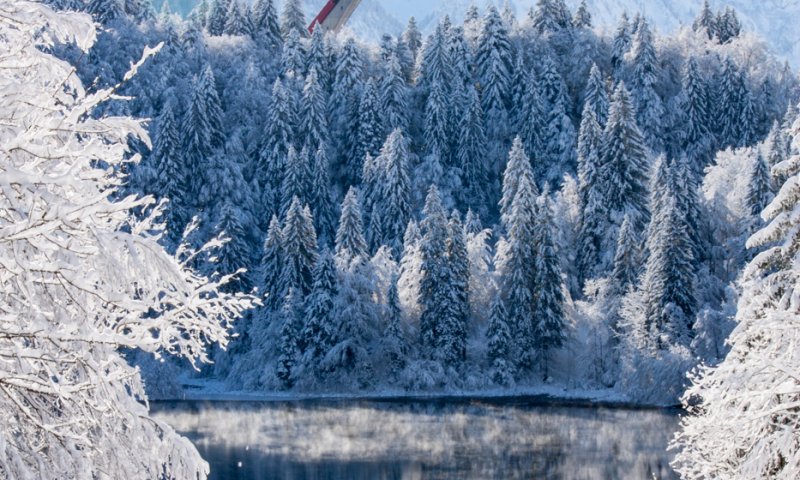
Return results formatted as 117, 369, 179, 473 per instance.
309, 0, 363, 33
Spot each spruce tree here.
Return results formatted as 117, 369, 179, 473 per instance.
503, 168, 538, 369
610, 214, 641, 295
223, 0, 248, 36
630, 19, 664, 151
693, 0, 716, 39
281, 197, 318, 295
610, 14, 631, 77
258, 78, 295, 220
573, 0, 592, 29
599, 83, 650, 232
381, 52, 410, 135
641, 191, 697, 348
501, 137, 538, 230
576, 102, 606, 283
519, 71, 546, 169
280, 28, 306, 78
370, 129, 412, 257
475, 6, 513, 112
583, 63, 609, 127
206, 0, 229, 35
330, 39, 364, 184
280, 146, 311, 216
213, 202, 253, 292
183, 65, 224, 204
302, 249, 338, 367
419, 186, 450, 355
262, 215, 285, 309
416, 23, 450, 97
150, 101, 186, 237
306, 27, 330, 89
335, 187, 368, 262
300, 67, 328, 153
251, 0, 281, 49
681, 58, 714, 170
487, 297, 514, 385
424, 75, 451, 161
439, 213, 470, 364
403, 16, 423, 60
310, 145, 336, 245
746, 152, 773, 217
457, 86, 489, 211
280, 0, 306, 39
532, 193, 566, 378
383, 276, 407, 377
276, 288, 302, 388
87, 0, 124, 23
352, 79, 384, 183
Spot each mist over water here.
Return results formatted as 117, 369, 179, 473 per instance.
152, 398, 680, 479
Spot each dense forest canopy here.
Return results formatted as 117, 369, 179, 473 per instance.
40, 0, 798, 404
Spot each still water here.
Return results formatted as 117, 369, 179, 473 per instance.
151, 397, 681, 480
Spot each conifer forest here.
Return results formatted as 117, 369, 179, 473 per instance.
2, 0, 800, 478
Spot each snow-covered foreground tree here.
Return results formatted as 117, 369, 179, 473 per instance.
0, 2, 253, 478
672, 108, 800, 478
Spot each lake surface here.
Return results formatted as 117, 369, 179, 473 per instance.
151, 397, 681, 480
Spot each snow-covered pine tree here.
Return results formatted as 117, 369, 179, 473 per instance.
370, 129, 412, 257
223, 0, 248, 36
306, 26, 330, 89
610, 13, 631, 77
475, 6, 513, 116
382, 276, 407, 377
87, 0, 124, 23
280, 28, 306, 78
416, 22, 451, 100
693, 0, 716, 39
281, 197, 318, 294
599, 83, 650, 232
439, 213, 470, 364
300, 67, 328, 153
419, 186, 451, 355
746, 152, 773, 217
610, 213, 642, 295
573, 0, 592, 29
583, 63, 609, 127
262, 215, 286, 309
182, 64, 224, 205
532, 192, 566, 378
335, 187, 368, 262
501, 137, 539, 230
352, 79, 384, 184
330, 38, 364, 184
206, 0, 229, 35
212, 202, 253, 292
424, 74, 451, 162
251, 0, 281, 49
519, 71, 546, 171
531, 0, 571, 35
629, 19, 664, 152
487, 297, 515, 385
310, 145, 336, 245
258, 78, 295, 221
403, 16, 422, 60
642, 183, 696, 347
301, 249, 338, 372
279, 0, 306, 39
398, 220, 423, 322
276, 288, 302, 388
457, 86, 489, 212
502, 162, 538, 370
673, 108, 800, 480
149, 100, 187, 238
381, 52, 410, 135
680, 57, 714, 171
543, 91, 577, 183
576, 102, 607, 284
280, 146, 311, 216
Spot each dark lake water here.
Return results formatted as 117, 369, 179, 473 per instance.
151, 397, 681, 480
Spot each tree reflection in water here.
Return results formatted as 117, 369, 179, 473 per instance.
152, 398, 679, 480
